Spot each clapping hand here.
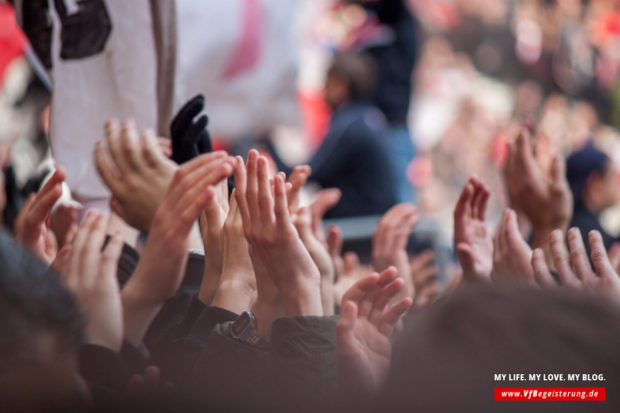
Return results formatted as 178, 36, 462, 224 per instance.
336, 267, 412, 396
55, 211, 124, 352
16, 168, 66, 264
121, 152, 234, 345
453, 176, 492, 281
94, 119, 177, 232
532, 228, 620, 303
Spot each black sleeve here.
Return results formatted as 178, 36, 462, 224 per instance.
267, 121, 354, 186
149, 303, 238, 388
266, 140, 293, 176
304, 127, 354, 185
269, 316, 339, 412
374, 0, 411, 26
118, 340, 150, 376
79, 344, 130, 404
190, 322, 272, 410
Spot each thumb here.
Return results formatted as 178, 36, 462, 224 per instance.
336, 300, 357, 333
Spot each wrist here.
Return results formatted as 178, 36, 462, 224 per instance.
211, 277, 255, 314
198, 263, 222, 305
280, 280, 323, 317
84, 327, 122, 353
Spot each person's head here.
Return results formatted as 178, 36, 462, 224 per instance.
0, 231, 86, 409
376, 285, 620, 412
567, 142, 618, 213
324, 52, 376, 110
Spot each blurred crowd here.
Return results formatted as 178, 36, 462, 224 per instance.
1, 1, 620, 412
406, 0, 620, 240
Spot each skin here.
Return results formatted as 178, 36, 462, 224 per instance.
583, 160, 619, 214
372, 203, 418, 298
532, 228, 620, 304
453, 176, 492, 282
504, 127, 572, 260
16, 168, 66, 264
94, 119, 177, 232
210, 190, 256, 315
235, 150, 323, 338
336, 267, 412, 396
491, 209, 535, 286
121, 152, 234, 346
294, 206, 336, 315
198, 177, 229, 305
55, 211, 124, 352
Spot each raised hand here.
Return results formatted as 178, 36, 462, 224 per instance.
197, 177, 229, 305
286, 165, 311, 211
333, 252, 373, 305
16, 168, 65, 264
372, 203, 418, 298
309, 188, 342, 243
453, 176, 492, 281
409, 250, 438, 292
491, 209, 535, 286
608, 242, 620, 274
293, 206, 336, 315
336, 267, 413, 396
94, 119, 177, 232
235, 150, 322, 335
210, 190, 256, 314
327, 225, 344, 278
49, 204, 79, 249
121, 152, 234, 346
409, 250, 440, 308
55, 210, 124, 352
532, 228, 620, 303
504, 128, 572, 245
170, 94, 212, 164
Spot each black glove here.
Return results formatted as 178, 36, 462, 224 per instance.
170, 94, 213, 164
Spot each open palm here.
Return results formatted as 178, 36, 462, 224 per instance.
336, 268, 413, 394
454, 177, 493, 281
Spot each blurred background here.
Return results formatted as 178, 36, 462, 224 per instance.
2, 0, 620, 279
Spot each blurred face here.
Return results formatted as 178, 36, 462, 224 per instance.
587, 161, 619, 211
324, 72, 350, 110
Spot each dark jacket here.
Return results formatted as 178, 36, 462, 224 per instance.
270, 102, 397, 218
360, 0, 419, 124
570, 205, 617, 255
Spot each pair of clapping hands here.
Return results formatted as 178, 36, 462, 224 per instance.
453, 127, 620, 303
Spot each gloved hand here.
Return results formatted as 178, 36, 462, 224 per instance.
170, 94, 213, 164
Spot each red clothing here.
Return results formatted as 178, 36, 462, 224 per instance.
0, 3, 26, 86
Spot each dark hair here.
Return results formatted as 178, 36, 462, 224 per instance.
566, 142, 610, 205
0, 230, 83, 368
376, 285, 620, 412
328, 52, 377, 101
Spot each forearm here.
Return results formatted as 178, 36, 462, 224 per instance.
198, 262, 220, 305
121, 286, 165, 347
320, 277, 335, 316
269, 316, 339, 411
210, 273, 254, 315
280, 281, 324, 318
